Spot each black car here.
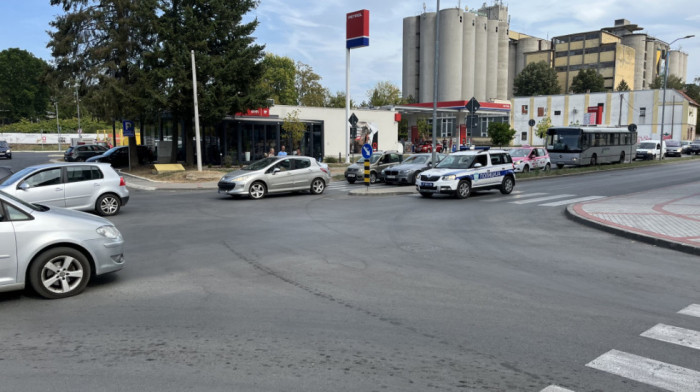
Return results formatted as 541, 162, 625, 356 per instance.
689, 142, 700, 155
64, 144, 108, 162
87, 145, 155, 167
0, 141, 11, 159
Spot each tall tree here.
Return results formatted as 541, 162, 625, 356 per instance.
367, 81, 403, 107
0, 49, 50, 123
570, 69, 605, 93
488, 122, 516, 148
650, 74, 685, 90
616, 79, 630, 91
325, 91, 354, 108
295, 61, 327, 107
258, 54, 297, 105
513, 61, 560, 96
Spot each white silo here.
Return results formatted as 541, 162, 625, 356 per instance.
438, 8, 464, 101
402, 16, 420, 102
486, 19, 499, 100
668, 51, 687, 82
419, 12, 436, 103
462, 12, 477, 101
473, 15, 488, 101
621, 34, 646, 90
497, 20, 509, 100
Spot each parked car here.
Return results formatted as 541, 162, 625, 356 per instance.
0, 190, 125, 299
634, 140, 665, 160
680, 140, 693, 154
64, 144, 108, 162
381, 153, 446, 185
689, 141, 700, 155
0, 140, 11, 159
416, 148, 515, 199
414, 141, 443, 153
0, 162, 129, 216
218, 156, 330, 199
508, 146, 551, 172
87, 145, 155, 167
344, 150, 403, 184
664, 140, 683, 157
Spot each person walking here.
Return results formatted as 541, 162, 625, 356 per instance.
277, 145, 288, 156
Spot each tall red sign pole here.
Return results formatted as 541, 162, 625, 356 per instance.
345, 10, 369, 163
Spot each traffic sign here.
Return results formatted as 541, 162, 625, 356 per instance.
122, 120, 135, 137
362, 143, 373, 159
528, 119, 536, 127
466, 97, 480, 113
466, 114, 479, 130
349, 113, 359, 126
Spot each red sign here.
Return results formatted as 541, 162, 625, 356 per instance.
236, 108, 270, 117
346, 10, 369, 49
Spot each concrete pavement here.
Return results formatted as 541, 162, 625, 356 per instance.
120, 171, 700, 255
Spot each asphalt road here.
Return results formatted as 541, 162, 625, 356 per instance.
1, 152, 699, 391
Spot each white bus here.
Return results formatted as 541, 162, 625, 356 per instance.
546, 126, 638, 168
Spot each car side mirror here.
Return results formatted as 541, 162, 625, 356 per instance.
427, 162, 432, 167
18, 182, 30, 191
272, 167, 281, 174
473, 163, 483, 168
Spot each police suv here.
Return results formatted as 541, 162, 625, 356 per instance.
416, 148, 515, 199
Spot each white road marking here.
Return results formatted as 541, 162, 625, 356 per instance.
641, 324, 700, 350
586, 349, 700, 392
539, 195, 606, 206
511, 194, 576, 204
484, 191, 547, 201
541, 385, 576, 392
679, 304, 700, 318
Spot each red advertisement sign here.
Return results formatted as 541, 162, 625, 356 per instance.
346, 10, 369, 49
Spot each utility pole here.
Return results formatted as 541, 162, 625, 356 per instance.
75, 84, 81, 138
431, 0, 440, 165
618, 94, 623, 127
55, 101, 62, 151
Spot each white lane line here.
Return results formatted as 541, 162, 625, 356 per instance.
541, 385, 576, 392
539, 195, 606, 207
641, 324, 700, 351
586, 349, 700, 392
484, 192, 547, 202
511, 194, 576, 204
679, 304, 700, 318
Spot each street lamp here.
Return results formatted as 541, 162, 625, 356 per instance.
660, 34, 694, 154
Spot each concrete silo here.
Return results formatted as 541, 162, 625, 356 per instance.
419, 12, 436, 103
402, 16, 420, 102
668, 51, 688, 82
438, 8, 464, 101
621, 34, 646, 90
473, 15, 488, 101
497, 20, 509, 100
485, 19, 499, 101
508, 41, 517, 99
461, 12, 477, 101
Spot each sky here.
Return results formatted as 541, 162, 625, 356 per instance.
1, 0, 698, 102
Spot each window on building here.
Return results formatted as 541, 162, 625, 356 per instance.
538, 107, 545, 117
522, 105, 528, 114
640, 107, 646, 117
521, 131, 527, 141
554, 110, 561, 116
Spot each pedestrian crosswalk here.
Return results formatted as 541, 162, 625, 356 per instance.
542, 303, 700, 392
486, 191, 606, 207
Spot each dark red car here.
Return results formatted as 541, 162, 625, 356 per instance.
414, 142, 443, 153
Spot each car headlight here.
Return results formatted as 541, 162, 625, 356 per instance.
96, 225, 122, 240
516, 160, 523, 165
5, 149, 10, 153
231, 175, 253, 182
442, 175, 456, 181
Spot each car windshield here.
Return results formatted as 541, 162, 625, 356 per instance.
546, 129, 582, 152
0, 141, 8, 147
638, 142, 657, 149
508, 148, 531, 157
244, 157, 279, 170
403, 155, 428, 164
0, 166, 37, 186
356, 155, 381, 164
0, 189, 43, 211
103, 146, 122, 155
665, 141, 680, 147
435, 154, 475, 169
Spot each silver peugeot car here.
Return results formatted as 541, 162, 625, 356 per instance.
0, 162, 129, 216
218, 156, 331, 199
0, 190, 125, 299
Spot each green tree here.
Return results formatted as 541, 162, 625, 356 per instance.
488, 122, 516, 148
416, 118, 431, 142
513, 61, 560, 96
281, 109, 306, 150
259, 54, 297, 105
325, 91, 354, 108
367, 81, 403, 107
535, 117, 552, 140
650, 74, 685, 89
570, 69, 605, 93
0, 48, 51, 123
616, 79, 630, 91
295, 61, 328, 107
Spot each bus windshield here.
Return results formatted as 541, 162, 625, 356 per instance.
547, 129, 582, 152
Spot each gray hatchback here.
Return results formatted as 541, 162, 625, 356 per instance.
218, 156, 331, 199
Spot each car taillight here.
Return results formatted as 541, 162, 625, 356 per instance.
119, 177, 126, 187
321, 167, 329, 175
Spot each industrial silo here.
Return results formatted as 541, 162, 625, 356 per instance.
508, 41, 517, 99
461, 12, 476, 101
419, 12, 436, 103
621, 34, 646, 90
485, 19, 499, 100
438, 8, 464, 101
473, 15, 488, 101
497, 20, 509, 100
668, 50, 687, 82
402, 16, 420, 102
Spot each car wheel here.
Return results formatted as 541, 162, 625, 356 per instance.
556, 164, 565, 169
95, 193, 121, 216
29, 247, 91, 299
500, 176, 515, 194
619, 151, 625, 163
310, 178, 325, 194
455, 180, 471, 199
370, 172, 377, 184
590, 154, 597, 166
248, 181, 267, 199
523, 165, 530, 173
347, 178, 356, 184
419, 192, 433, 198
543, 163, 551, 172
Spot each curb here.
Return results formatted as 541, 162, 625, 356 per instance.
564, 204, 700, 257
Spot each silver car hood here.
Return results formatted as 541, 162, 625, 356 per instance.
30, 205, 114, 227
222, 169, 255, 178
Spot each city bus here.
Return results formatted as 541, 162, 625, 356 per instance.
545, 126, 637, 168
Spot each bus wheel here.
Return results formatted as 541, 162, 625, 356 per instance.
619, 151, 625, 163
556, 164, 564, 169
590, 154, 597, 166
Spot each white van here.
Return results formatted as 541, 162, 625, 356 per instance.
634, 140, 666, 160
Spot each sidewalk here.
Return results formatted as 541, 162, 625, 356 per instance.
566, 182, 700, 256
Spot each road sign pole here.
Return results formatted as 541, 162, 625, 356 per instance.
364, 160, 370, 187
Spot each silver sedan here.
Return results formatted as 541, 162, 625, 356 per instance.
0, 190, 125, 299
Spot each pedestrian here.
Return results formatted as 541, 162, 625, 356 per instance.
265, 147, 275, 157
277, 145, 288, 156
296, 148, 301, 156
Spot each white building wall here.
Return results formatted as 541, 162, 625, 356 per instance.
269, 106, 400, 159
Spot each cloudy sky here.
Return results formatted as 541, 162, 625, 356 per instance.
2, 0, 698, 102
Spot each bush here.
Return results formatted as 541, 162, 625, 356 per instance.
223, 154, 234, 168
324, 156, 338, 163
